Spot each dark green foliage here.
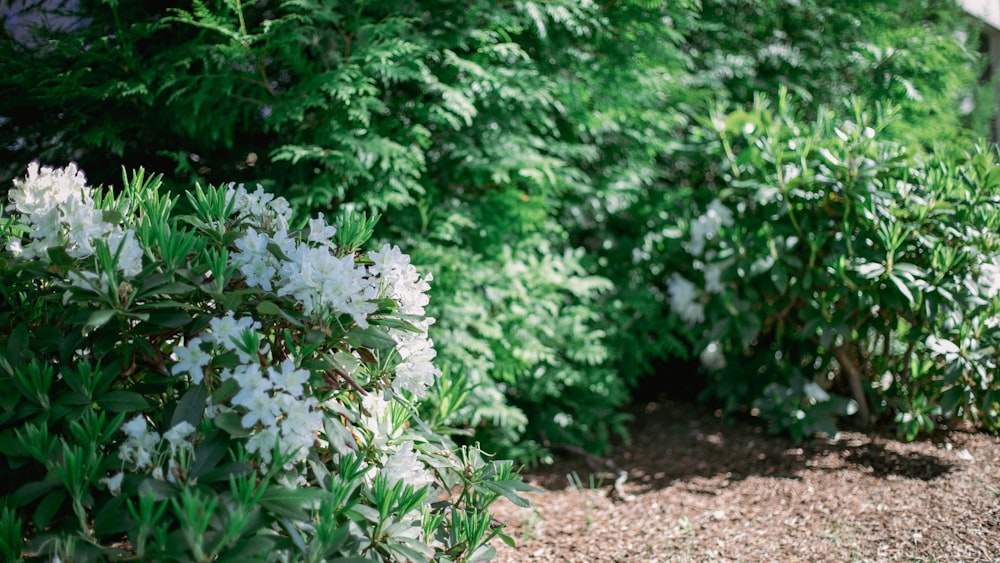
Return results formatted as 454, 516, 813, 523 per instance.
666, 93, 1000, 439
1, 0, 996, 452
685, 0, 990, 146
1, 0, 649, 459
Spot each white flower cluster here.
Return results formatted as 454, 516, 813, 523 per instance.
978, 254, 1000, 300
228, 186, 378, 328
8, 164, 449, 548
228, 188, 440, 398
369, 244, 441, 399
170, 313, 323, 467
381, 440, 434, 489
227, 358, 322, 466
171, 313, 265, 383
114, 416, 196, 492
355, 392, 434, 495
667, 273, 705, 325
118, 415, 161, 471
668, 199, 736, 326
685, 199, 734, 257
6, 163, 143, 280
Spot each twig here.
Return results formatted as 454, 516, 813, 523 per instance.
833, 342, 871, 427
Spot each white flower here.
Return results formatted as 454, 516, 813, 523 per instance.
227, 183, 293, 230
171, 337, 212, 383
306, 212, 337, 245
8, 162, 89, 218
122, 415, 150, 439
163, 421, 196, 456
392, 325, 440, 398
119, 415, 161, 471
205, 313, 260, 359
361, 393, 401, 450
108, 228, 144, 278
381, 441, 433, 490
699, 341, 726, 371
979, 255, 1000, 299
8, 164, 144, 280
233, 227, 278, 291
369, 243, 432, 315
101, 472, 124, 496
269, 358, 309, 397
245, 425, 280, 464
277, 244, 376, 326
60, 198, 107, 259
684, 199, 734, 257
667, 274, 705, 324
231, 364, 276, 428
368, 243, 409, 278
703, 263, 724, 294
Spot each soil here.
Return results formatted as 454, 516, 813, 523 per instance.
488, 400, 1000, 562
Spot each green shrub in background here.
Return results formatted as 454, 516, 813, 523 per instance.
661, 93, 1000, 439
0, 163, 528, 561
685, 0, 992, 147
587, 0, 1000, 438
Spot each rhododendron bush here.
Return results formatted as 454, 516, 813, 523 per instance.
656, 94, 1000, 440
0, 164, 528, 561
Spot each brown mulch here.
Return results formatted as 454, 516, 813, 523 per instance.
489, 401, 1000, 562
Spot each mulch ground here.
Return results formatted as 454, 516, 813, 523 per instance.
489, 400, 1000, 562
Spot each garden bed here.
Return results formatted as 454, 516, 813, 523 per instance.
491, 401, 1000, 562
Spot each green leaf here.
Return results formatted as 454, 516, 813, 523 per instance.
11, 480, 57, 508
170, 384, 208, 429
256, 300, 284, 316
479, 480, 536, 508
93, 496, 131, 537
97, 390, 150, 413
217, 537, 276, 562
33, 489, 66, 530
888, 274, 916, 306
345, 326, 396, 350
983, 165, 1000, 190
140, 310, 193, 328
213, 411, 251, 437
189, 430, 229, 479
256, 300, 304, 327
83, 309, 117, 332
258, 487, 328, 520
144, 281, 197, 297
5, 324, 29, 367
135, 477, 177, 502
198, 462, 252, 482
46, 246, 75, 270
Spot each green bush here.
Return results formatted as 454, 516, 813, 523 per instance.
0, 163, 527, 561
2, 0, 671, 459
660, 93, 1000, 439
2, 0, 996, 450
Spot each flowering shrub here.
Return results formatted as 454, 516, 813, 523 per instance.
0, 164, 528, 561
662, 93, 1000, 440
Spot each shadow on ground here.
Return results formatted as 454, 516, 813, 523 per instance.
527, 400, 956, 493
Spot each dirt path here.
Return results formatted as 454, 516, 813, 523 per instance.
489, 401, 1000, 562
